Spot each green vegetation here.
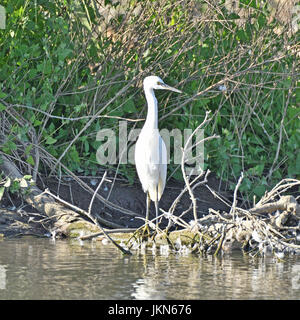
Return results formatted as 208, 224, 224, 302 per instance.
0, 0, 299, 204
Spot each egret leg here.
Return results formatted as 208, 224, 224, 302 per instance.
154, 199, 159, 227
146, 192, 150, 224
139, 192, 151, 239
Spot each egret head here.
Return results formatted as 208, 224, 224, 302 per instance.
143, 75, 182, 93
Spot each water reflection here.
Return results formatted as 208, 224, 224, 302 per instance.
131, 252, 300, 299
0, 237, 299, 299
0, 265, 6, 290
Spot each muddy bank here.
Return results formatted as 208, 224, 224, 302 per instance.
0, 172, 231, 237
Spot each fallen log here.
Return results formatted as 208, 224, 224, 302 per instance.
0, 155, 101, 237
250, 195, 300, 216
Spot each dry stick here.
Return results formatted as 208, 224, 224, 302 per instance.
43, 188, 121, 229
162, 209, 191, 230
43, 188, 133, 234
3, 101, 144, 123
44, 186, 132, 254
1, 102, 40, 181
204, 184, 232, 208
214, 225, 227, 256
250, 195, 300, 216
39, 147, 141, 220
169, 170, 211, 228
168, 170, 208, 219
85, 171, 132, 255
209, 208, 234, 223
181, 111, 219, 227
88, 171, 108, 216
79, 228, 137, 241
32, 134, 40, 182
229, 171, 244, 218
256, 179, 300, 207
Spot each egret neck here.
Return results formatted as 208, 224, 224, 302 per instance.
144, 87, 158, 130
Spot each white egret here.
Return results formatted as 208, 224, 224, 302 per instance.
135, 75, 182, 228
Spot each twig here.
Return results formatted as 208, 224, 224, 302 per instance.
79, 228, 137, 241
181, 111, 219, 226
43, 189, 122, 229
2, 101, 143, 123
88, 171, 108, 215
45, 185, 132, 255
230, 171, 244, 217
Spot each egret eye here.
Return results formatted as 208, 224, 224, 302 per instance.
157, 81, 163, 86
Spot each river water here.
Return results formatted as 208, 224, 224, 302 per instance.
0, 237, 299, 300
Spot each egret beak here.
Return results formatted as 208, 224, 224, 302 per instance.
161, 83, 182, 94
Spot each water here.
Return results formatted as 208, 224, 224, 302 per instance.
0, 237, 299, 300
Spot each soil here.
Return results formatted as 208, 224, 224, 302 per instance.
0, 172, 232, 236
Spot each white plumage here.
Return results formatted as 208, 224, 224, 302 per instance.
135, 127, 167, 202
135, 75, 181, 225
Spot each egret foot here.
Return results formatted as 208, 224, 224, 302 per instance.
131, 223, 154, 243
141, 223, 151, 241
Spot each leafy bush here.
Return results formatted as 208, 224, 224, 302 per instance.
0, 0, 299, 204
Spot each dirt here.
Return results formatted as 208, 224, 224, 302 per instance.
46, 173, 232, 228
0, 172, 232, 236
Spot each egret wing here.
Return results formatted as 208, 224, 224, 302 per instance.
135, 129, 167, 201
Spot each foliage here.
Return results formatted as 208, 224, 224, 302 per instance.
0, 174, 34, 201
0, 0, 299, 205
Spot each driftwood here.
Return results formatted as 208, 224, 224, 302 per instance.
250, 195, 300, 216
108, 178, 300, 258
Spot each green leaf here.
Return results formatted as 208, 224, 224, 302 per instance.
26, 155, 35, 166
253, 185, 266, 198
0, 91, 7, 99
84, 140, 89, 154
45, 136, 57, 145
0, 103, 6, 111
57, 44, 72, 61
34, 119, 42, 127
3, 140, 17, 153
69, 146, 80, 163
248, 164, 265, 176
10, 179, 20, 193
25, 144, 33, 155
123, 100, 136, 113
